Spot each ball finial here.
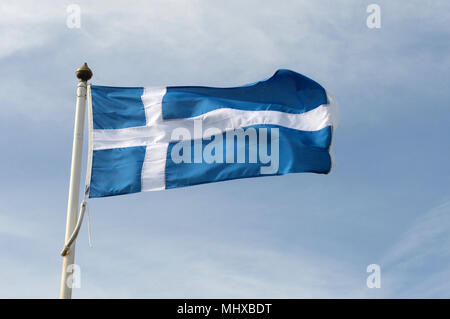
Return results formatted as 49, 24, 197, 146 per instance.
76, 62, 93, 81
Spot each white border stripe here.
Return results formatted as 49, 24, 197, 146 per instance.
93, 105, 333, 151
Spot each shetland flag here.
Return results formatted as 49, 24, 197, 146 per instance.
85, 69, 336, 198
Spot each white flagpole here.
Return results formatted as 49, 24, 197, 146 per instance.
59, 63, 93, 299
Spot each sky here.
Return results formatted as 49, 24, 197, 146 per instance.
0, 0, 449, 298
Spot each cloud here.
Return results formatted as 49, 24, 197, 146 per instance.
74, 235, 365, 298
1, 0, 449, 122
380, 200, 450, 298
0, 1, 63, 59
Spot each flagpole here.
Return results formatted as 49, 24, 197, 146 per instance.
59, 63, 92, 299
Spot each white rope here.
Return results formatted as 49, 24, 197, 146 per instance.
60, 195, 93, 256
61, 200, 85, 256
86, 201, 93, 248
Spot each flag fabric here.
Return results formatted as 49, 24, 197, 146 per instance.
85, 69, 336, 198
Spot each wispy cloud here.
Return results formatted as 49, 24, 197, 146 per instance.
379, 200, 450, 298
74, 236, 365, 298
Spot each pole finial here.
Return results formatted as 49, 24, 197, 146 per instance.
76, 62, 93, 81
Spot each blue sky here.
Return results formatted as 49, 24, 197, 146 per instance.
0, 0, 449, 298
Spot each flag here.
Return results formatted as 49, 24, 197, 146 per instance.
86, 69, 336, 198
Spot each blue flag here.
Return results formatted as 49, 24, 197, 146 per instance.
86, 69, 336, 198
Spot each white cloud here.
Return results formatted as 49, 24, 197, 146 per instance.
0, 1, 63, 59
73, 236, 365, 298
380, 200, 450, 298
1, 0, 449, 121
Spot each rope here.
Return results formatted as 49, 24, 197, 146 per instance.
60, 196, 93, 256
86, 201, 93, 248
